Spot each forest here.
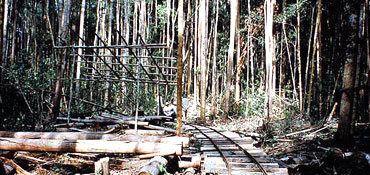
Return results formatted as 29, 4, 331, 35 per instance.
0, 0, 370, 174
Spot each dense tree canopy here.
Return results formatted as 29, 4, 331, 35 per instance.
0, 0, 369, 144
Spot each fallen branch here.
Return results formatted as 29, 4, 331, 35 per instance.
178, 154, 201, 168
0, 156, 33, 175
15, 152, 47, 164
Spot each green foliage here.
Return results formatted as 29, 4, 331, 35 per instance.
275, 0, 309, 23
158, 163, 168, 175
242, 85, 266, 119
1, 57, 56, 130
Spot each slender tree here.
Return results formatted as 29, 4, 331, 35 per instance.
76, 0, 86, 92
10, 0, 18, 64
307, 0, 322, 115
337, 0, 360, 144
366, 0, 370, 122
1, 0, 9, 78
264, 0, 276, 130
212, 0, 219, 116
235, 0, 241, 106
50, 0, 72, 122
225, 0, 238, 116
200, 0, 208, 123
297, 0, 303, 112
0, 0, 3, 80
176, 0, 184, 135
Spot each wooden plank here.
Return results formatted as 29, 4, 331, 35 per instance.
204, 156, 273, 163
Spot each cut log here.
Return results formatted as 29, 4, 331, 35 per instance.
101, 113, 171, 121
0, 138, 182, 155
57, 117, 149, 126
95, 157, 109, 175
0, 131, 189, 146
178, 154, 201, 168
139, 151, 176, 159
138, 156, 168, 175
184, 168, 196, 175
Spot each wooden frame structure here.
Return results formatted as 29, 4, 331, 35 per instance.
53, 30, 177, 130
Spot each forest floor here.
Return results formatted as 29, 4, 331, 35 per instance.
1, 98, 370, 175
190, 109, 370, 174
184, 96, 370, 175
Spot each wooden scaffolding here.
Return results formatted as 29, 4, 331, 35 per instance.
53, 30, 177, 129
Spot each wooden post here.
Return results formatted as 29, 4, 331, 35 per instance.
95, 157, 109, 175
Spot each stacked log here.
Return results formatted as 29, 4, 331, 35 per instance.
0, 138, 182, 155
0, 131, 189, 147
138, 156, 168, 175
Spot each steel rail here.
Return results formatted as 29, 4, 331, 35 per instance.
192, 125, 269, 175
207, 127, 268, 175
190, 125, 232, 175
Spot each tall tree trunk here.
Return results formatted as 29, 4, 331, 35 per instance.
43, 0, 55, 48
212, 0, 219, 116
297, 0, 303, 113
104, 0, 113, 106
316, 4, 323, 118
50, 0, 72, 123
365, 0, 370, 122
1, 0, 9, 79
337, 0, 360, 144
10, 0, 18, 65
0, 0, 3, 80
351, 6, 363, 131
200, 0, 208, 123
186, 0, 192, 97
176, 0, 184, 136
193, 0, 198, 108
304, 7, 316, 98
264, 0, 276, 131
225, 0, 237, 117
76, 0, 86, 93
235, 0, 241, 106
307, 0, 322, 116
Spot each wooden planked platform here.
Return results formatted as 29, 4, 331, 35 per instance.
185, 125, 289, 175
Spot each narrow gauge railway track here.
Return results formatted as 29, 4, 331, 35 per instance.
188, 125, 288, 175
